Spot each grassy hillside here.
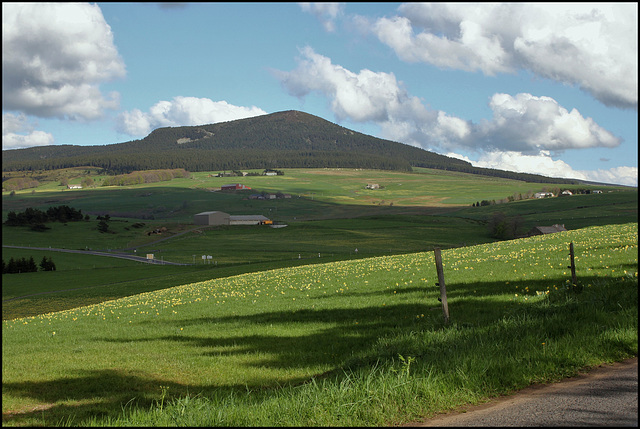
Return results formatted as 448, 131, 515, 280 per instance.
2, 223, 637, 426
2, 167, 637, 426
3, 168, 636, 319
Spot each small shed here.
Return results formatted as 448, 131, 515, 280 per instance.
526, 224, 567, 237
194, 211, 231, 226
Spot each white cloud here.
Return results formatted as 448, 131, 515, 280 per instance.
277, 48, 620, 155
299, 2, 345, 32
449, 150, 638, 187
371, 3, 637, 109
585, 166, 638, 187
2, 113, 54, 150
473, 93, 621, 153
2, 3, 125, 120
116, 96, 267, 136
277, 48, 632, 185
276, 46, 431, 124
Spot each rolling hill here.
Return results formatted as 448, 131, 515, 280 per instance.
2, 110, 577, 184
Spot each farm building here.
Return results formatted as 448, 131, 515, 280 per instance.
194, 211, 231, 226
526, 224, 567, 237
534, 192, 554, 198
229, 215, 271, 225
194, 211, 271, 226
221, 184, 251, 191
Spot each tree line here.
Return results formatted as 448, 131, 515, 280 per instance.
4, 205, 86, 229
101, 168, 190, 186
2, 256, 56, 274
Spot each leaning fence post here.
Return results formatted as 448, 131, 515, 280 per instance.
434, 247, 450, 324
569, 242, 577, 286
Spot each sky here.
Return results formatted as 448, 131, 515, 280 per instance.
2, 2, 637, 187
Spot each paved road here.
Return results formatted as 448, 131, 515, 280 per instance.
409, 358, 637, 427
2, 245, 189, 265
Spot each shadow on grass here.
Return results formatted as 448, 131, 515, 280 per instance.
2, 369, 170, 426
3, 274, 636, 426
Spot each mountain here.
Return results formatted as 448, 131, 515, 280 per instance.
2, 110, 577, 184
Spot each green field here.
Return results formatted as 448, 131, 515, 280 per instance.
2, 167, 638, 426
3, 168, 636, 319
2, 223, 637, 426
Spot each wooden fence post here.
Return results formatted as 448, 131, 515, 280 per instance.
434, 248, 450, 324
569, 242, 577, 285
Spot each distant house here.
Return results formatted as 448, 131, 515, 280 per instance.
248, 192, 291, 200
67, 185, 82, 190
534, 192, 554, 198
561, 190, 573, 196
221, 184, 251, 191
526, 224, 567, 237
366, 183, 380, 190
593, 190, 603, 194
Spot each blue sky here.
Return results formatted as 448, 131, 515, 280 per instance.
2, 2, 637, 186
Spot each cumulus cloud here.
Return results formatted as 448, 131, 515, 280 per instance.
276, 48, 633, 185
449, 150, 638, 187
276, 46, 431, 124
2, 113, 54, 150
370, 3, 637, 109
116, 96, 267, 136
2, 3, 125, 120
472, 93, 621, 153
299, 2, 345, 32
276, 47, 620, 154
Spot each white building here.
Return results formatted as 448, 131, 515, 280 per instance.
194, 211, 270, 226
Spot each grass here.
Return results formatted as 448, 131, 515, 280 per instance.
5, 167, 634, 223
2, 222, 637, 426
2, 168, 637, 425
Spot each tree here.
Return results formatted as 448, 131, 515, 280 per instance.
5, 257, 17, 274
488, 212, 524, 240
27, 256, 38, 272
97, 219, 110, 233
81, 176, 94, 188
40, 256, 56, 271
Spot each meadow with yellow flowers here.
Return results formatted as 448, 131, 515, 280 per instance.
2, 222, 636, 426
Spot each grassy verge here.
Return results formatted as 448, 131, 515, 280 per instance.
2, 223, 636, 426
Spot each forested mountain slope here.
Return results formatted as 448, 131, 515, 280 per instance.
2, 110, 576, 184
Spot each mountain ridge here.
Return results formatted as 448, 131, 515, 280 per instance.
2, 110, 578, 184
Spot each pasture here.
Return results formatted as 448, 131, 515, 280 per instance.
3, 168, 635, 319
1, 167, 637, 426
2, 223, 637, 426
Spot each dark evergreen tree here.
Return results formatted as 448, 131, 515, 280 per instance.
97, 219, 110, 233
39, 256, 56, 271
